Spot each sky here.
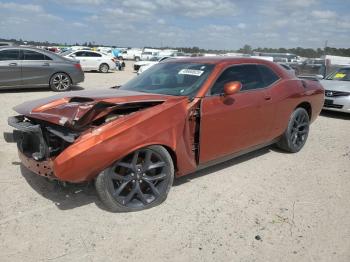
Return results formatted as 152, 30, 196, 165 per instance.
0, 0, 349, 50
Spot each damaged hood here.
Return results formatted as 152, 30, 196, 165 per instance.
14, 89, 184, 130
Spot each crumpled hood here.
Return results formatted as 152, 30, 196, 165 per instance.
13, 89, 183, 129
320, 80, 350, 92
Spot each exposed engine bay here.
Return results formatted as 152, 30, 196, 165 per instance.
5, 100, 164, 161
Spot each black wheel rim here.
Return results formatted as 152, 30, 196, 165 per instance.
106, 149, 169, 208
290, 112, 309, 148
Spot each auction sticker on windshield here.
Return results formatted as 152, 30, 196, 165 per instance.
178, 69, 204, 76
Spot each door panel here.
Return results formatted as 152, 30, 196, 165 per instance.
199, 90, 274, 164
0, 49, 21, 87
199, 64, 278, 164
21, 50, 54, 86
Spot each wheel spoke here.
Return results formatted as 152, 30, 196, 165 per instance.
136, 185, 148, 205
123, 183, 138, 204
131, 151, 139, 167
144, 180, 160, 196
147, 161, 166, 170
113, 181, 130, 196
143, 150, 152, 169
292, 134, 298, 144
298, 129, 308, 134
144, 173, 167, 181
117, 161, 133, 170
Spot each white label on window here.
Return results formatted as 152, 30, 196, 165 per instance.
178, 69, 204, 76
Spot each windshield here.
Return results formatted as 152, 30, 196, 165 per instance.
120, 62, 215, 98
326, 68, 350, 81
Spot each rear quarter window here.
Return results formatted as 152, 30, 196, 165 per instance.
257, 65, 280, 86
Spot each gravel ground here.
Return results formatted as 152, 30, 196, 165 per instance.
0, 62, 349, 262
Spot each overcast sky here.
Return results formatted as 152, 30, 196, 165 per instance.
0, 0, 349, 49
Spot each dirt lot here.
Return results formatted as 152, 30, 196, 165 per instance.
0, 62, 349, 262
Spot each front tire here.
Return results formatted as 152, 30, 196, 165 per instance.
276, 108, 310, 153
99, 63, 109, 73
95, 145, 174, 212
50, 72, 72, 92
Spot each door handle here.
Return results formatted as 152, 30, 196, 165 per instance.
9, 63, 17, 67
264, 96, 271, 101
42, 63, 50, 66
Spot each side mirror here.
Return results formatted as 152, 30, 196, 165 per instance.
223, 81, 242, 96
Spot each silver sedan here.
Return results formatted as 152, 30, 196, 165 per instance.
321, 67, 350, 113
0, 46, 84, 91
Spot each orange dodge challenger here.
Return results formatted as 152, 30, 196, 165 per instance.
4, 57, 324, 212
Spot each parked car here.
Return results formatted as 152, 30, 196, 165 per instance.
133, 56, 170, 72
138, 57, 178, 74
62, 50, 116, 73
291, 58, 325, 77
140, 48, 161, 61
4, 57, 324, 212
120, 48, 142, 61
321, 67, 350, 113
0, 46, 84, 91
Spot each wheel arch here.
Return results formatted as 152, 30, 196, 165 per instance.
295, 101, 312, 119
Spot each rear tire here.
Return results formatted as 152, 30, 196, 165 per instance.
276, 108, 310, 153
95, 145, 174, 212
49, 72, 72, 92
99, 63, 109, 73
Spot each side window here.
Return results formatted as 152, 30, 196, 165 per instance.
75, 51, 85, 57
23, 50, 44, 60
210, 64, 265, 95
89, 52, 102, 57
257, 65, 279, 86
23, 50, 45, 60
0, 49, 20, 60
43, 55, 53, 60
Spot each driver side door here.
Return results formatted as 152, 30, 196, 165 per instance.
199, 64, 277, 164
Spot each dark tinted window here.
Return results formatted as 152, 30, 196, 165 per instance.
75, 51, 87, 57
23, 50, 46, 60
258, 65, 279, 86
211, 64, 265, 95
0, 49, 19, 60
88, 52, 102, 57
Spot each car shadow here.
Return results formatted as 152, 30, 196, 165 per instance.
0, 85, 84, 93
173, 147, 271, 186
18, 164, 107, 211
17, 146, 272, 211
320, 110, 350, 120
85, 71, 116, 74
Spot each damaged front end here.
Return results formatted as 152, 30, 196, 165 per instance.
5, 115, 79, 179
5, 97, 166, 181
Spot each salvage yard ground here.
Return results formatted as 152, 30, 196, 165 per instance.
0, 62, 349, 262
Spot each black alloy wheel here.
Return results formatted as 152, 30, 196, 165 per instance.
95, 146, 174, 212
277, 107, 310, 153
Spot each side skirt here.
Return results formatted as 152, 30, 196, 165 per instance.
195, 138, 280, 172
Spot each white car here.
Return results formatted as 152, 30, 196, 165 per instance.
321, 67, 350, 113
135, 57, 173, 74
62, 50, 116, 73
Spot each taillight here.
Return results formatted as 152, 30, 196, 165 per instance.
74, 63, 82, 70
